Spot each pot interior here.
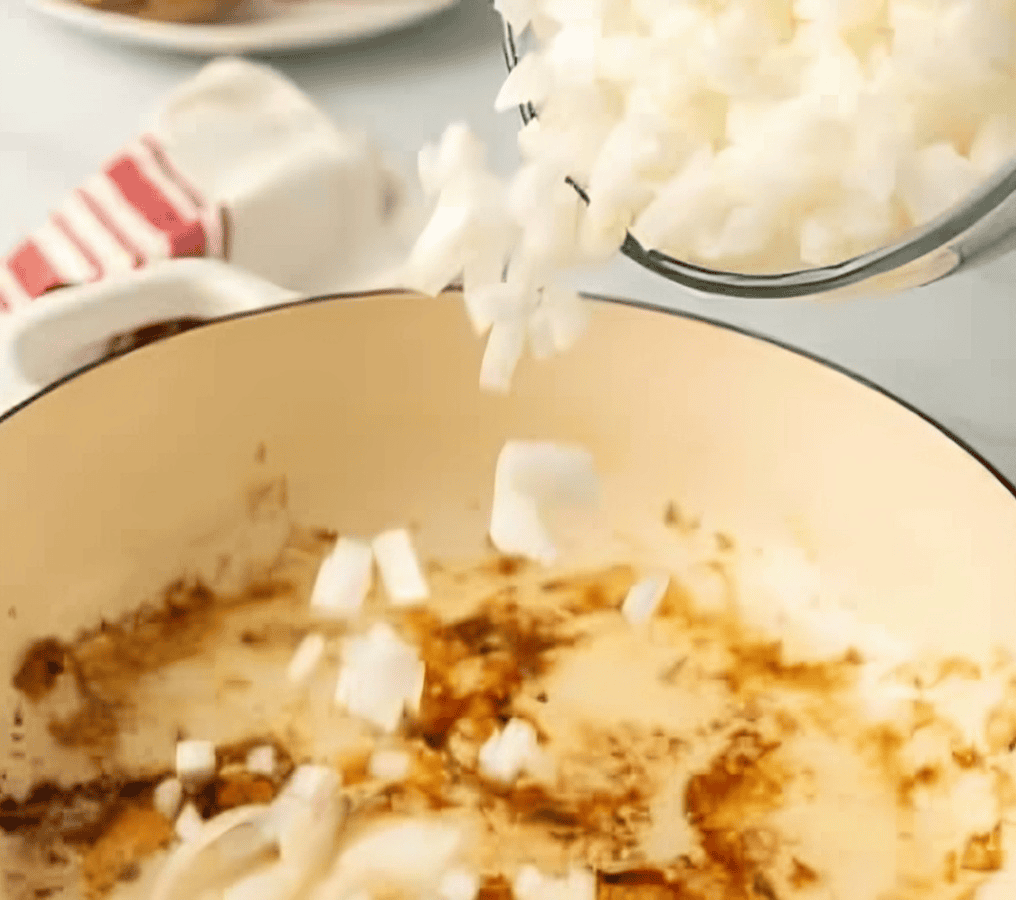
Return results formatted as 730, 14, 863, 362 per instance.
2, 290, 1015, 897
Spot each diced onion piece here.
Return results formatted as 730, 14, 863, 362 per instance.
176, 740, 216, 785
528, 305, 558, 360
462, 239, 513, 335
418, 123, 488, 197
369, 749, 413, 782
174, 803, 204, 843
154, 777, 184, 822
402, 200, 471, 297
287, 633, 327, 684
621, 574, 671, 625
440, 868, 481, 900
264, 765, 346, 878
541, 285, 589, 353
898, 143, 981, 226
335, 624, 426, 732
498, 440, 598, 502
373, 528, 430, 605
245, 745, 277, 777
489, 489, 556, 566
310, 538, 373, 619
479, 718, 539, 783
495, 0, 537, 33
480, 317, 528, 394
489, 440, 598, 563
496, 53, 553, 112
970, 114, 1016, 176
323, 819, 464, 893
514, 867, 597, 900
156, 804, 271, 900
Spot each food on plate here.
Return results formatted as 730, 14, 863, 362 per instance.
404, 0, 1016, 383
4, 444, 1016, 900
74, 0, 243, 24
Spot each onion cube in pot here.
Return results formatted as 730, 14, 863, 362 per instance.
176, 739, 216, 785
372, 528, 430, 605
310, 537, 374, 618
335, 623, 426, 732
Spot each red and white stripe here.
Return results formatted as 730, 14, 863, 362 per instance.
0, 135, 224, 313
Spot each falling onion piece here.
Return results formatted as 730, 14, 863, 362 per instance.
494, 0, 536, 33
153, 784, 304, 900
480, 317, 528, 394
439, 868, 481, 900
372, 528, 430, 605
154, 777, 184, 822
287, 632, 327, 684
264, 765, 346, 880
335, 623, 426, 732
542, 286, 590, 353
310, 537, 373, 618
408, 123, 592, 393
368, 748, 413, 781
514, 866, 597, 900
489, 440, 598, 562
479, 717, 540, 783
621, 574, 671, 625
489, 489, 557, 565
174, 803, 204, 843
315, 818, 464, 896
246, 744, 277, 777
176, 739, 216, 785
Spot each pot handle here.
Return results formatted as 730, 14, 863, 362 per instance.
0, 259, 299, 412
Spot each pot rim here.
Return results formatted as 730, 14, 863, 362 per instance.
3, 286, 1012, 506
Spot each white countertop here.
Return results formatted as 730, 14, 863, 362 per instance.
3, 0, 1016, 481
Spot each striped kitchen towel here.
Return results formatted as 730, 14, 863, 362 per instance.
0, 58, 413, 313
0, 135, 225, 310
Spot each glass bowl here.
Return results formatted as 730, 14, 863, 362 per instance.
500, 19, 1016, 300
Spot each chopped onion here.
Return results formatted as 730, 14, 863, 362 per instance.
480, 317, 528, 394
500, 441, 597, 503
335, 623, 426, 732
479, 718, 539, 783
155, 804, 271, 900
621, 574, 671, 625
541, 285, 589, 353
245, 745, 277, 777
494, 0, 537, 33
490, 440, 598, 563
175, 803, 204, 843
176, 739, 216, 785
310, 538, 373, 618
439, 868, 481, 900
368, 748, 413, 781
287, 633, 327, 684
154, 777, 184, 822
264, 765, 346, 881
372, 528, 430, 605
495, 53, 553, 112
317, 818, 464, 897
405, 0, 1016, 329
514, 867, 597, 900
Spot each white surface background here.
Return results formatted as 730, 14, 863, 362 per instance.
2, 0, 1016, 481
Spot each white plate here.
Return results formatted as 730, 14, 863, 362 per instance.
29, 0, 460, 54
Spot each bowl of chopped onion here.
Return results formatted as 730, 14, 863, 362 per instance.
2, 266, 1016, 900
491, 0, 1016, 299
